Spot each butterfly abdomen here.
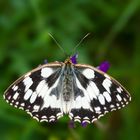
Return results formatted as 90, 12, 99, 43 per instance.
62, 64, 74, 102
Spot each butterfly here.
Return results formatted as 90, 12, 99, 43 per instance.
3, 55, 131, 124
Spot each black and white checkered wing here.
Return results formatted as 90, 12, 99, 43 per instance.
69, 64, 131, 123
3, 63, 64, 122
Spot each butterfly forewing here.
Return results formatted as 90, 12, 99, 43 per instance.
4, 62, 64, 122
69, 64, 131, 123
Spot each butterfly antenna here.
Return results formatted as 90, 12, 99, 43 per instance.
71, 33, 90, 55
48, 33, 68, 57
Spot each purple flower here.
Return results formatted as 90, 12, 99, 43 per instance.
44, 59, 48, 64
97, 61, 110, 73
70, 54, 78, 64
68, 120, 75, 128
81, 122, 88, 127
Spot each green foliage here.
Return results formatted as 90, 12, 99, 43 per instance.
0, 0, 140, 140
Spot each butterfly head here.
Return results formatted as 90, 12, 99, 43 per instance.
64, 57, 73, 64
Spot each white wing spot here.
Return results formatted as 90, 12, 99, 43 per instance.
7, 95, 11, 100
74, 96, 82, 109
104, 110, 109, 114
124, 98, 127, 102
69, 113, 73, 117
23, 77, 33, 91
82, 68, 95, 79
75, 116, 81, 119
30, 92, 37, 104
12, 86, 18, 91
41, 67, 53, 78
12, 85, 16, 89
74, 95, 92, 111
19, 107, 24, 110
94, 106, 101, 112
74, 119, 81, 123
116, 94, 122, 101
86, 84, 97, 99
116, 103, 120, 107
121, 102, 124, 105
69, 115, 73, 120
57, 112, 63, 117
13, 92, 19, 100
49, 118, 55, 122
41, 116, 47, 119
98, 114, 104, 119
103, 91, 111, 102
110, 104, 115, 108
33, 116, 39, 121
90, 81, 100, 96
117, 87, 122, 93
38, 84, 48, 98
92, 118, 97, 123
24, 89, 33, 100
36, 80, 46, 94
21, 103, 25, 107
102, 78, 112, 93
33, 105, 40, 111
27, 112, 32, 116
98, 94, 105, 105
56, 112, 63, 119
15, 102, 19, 105
82, 120, 90, 123
104, 107, 107, 110
119, 87, 123, 91
83, 117, 89, 120
40, 119, 48, 122
43, 94, 60, 108
50, 116, 55, 119
111, 108, 116, 111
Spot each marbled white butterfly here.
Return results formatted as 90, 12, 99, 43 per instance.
3, 55, 131, 124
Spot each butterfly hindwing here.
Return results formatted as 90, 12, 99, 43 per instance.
4, 63, 64, 122
69, 64, 131, 123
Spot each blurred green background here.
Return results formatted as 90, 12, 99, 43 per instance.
0, 0, 140, 140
